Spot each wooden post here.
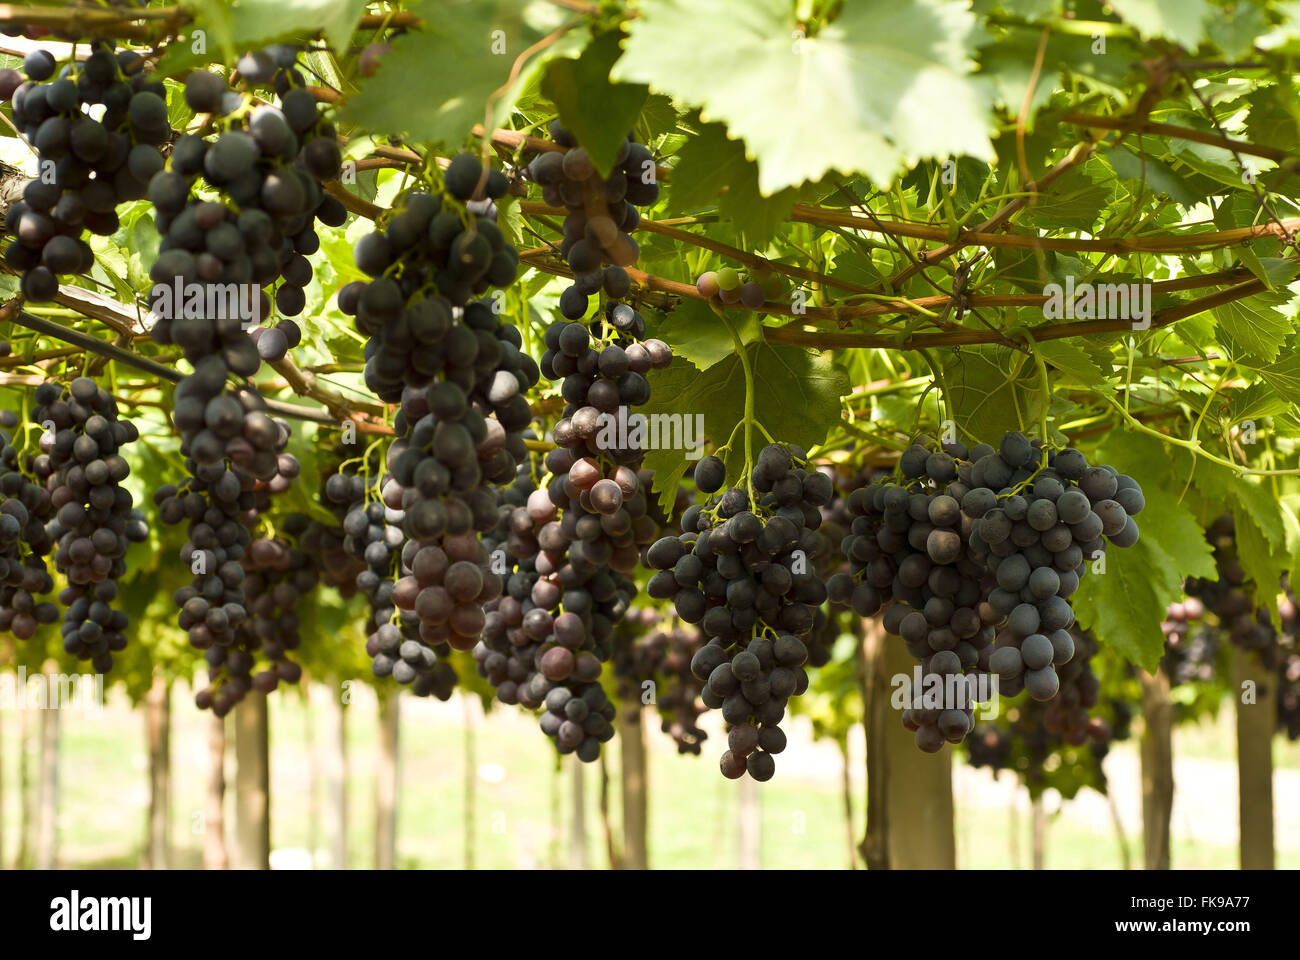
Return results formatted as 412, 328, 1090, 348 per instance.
34, 661, 60, 870
305, 679, 319, 865
883, 633, 956, 868
328, 685, 349, 870
463, 694, 476, 870
1009, 792, 1020, 868
598, 749, 622, 869
1232, 647, 1276, 869
0, 686, 3, 863
569, 757, 588, 869
374, 688, 399, 870
839, 735, 857, 869
619, 705, 648, 869
16, 701, 32, 869
0, 644, 7, 869
737, 775, 760, 869
202, 712, 228, 869
1031, 794, 1046, 869
311, 683, 348, 869
860, 617, 890, 869
143, 675, 171, 869
233, 692, 270, 870
1106, 776, 1132, 869
1140, 669, 1174, 870
549, 760, 562, 869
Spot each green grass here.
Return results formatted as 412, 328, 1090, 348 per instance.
0, 686, 1295, 869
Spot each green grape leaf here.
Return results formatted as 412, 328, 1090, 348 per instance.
641, 342, 849, 506
1101, 145, 1201, 206
1232, 506, 1297, 623
667, 122, 797, 248
1072, 432, 1217, 671
977, 33, 1132, 124
1243, 85, 1300, 152
1212, 291, 1295, 363
942, 345, 1046, 445
1237, 250, 1300, 290
1107, 0, 1211, 49
613, 0, 995, 194
342, 0, 582, 150
647, 300, 762, 372
1037, 339, 1108, 388
1214, 1, 1271, 60
1238, 339, 1300, 405
166, 0, 367, 70
1226, 381, 1290, 421
1017, 166, 1112, 231
541, 31, 649, 177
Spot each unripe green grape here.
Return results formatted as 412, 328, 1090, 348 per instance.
759, 271, 785, 300
716, 266, 742, 291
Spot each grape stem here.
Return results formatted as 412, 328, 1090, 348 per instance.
716, 306, 757, 508
1100, 392, 1300, 476
1023, 330, 1051, 466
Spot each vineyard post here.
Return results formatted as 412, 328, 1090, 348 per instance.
143, 673, 171, 869
33, 658, 58, 870
203, 713, 228, 870
570, 757, 588, 869
597, 750, 620, 869
16, 703, 31, 869
305, 684, 319, 865
859, 616, 889, 870
322, 685, 348, 870
737, 775, 760, 869
838, 732, 856, 870
1031, 795, 1046, 870
233, 692, 270, 870
463, 694, 476, 871
374, 687, 399, 870
618, 706, 648, 870
0, 641, 7, 869
883, 635, 955, 868
1139, 670, 1174, 870
0, 678, 3, 870
1232, 647, 1276, 869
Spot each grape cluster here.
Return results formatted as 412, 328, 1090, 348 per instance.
155, 384, 297, 684
472, 461, 622, 760
611, 607, 709, 755
828, 432, 1142, 751
526, 124, 659, 321
470, 311, 674, 760
195, 530, 313, 714
541, 320, 671, 465
149, 48, 346, 370
30, 378, 148, 671
0, 410, 58, 640
695, 264, 787, 311
967, 629, 1132, 797
379, 315, 536, 547
1160, 596, 1217, 686
647, 443, 832, 780
1173, 515, 1300, 740
323, 454, 460, 699
341, 157, 518, 403
3, 43, 170, 301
